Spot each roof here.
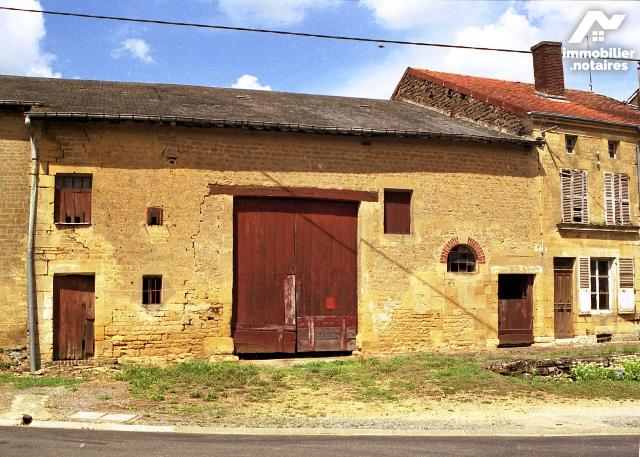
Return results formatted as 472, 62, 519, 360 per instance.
0, 75, 534, 145
400, 68, 640, 128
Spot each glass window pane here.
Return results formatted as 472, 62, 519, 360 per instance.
590, 260, 597, 275
598, 278, 609, 292
599, 294, 609, 309
599, 260, 609, 273
591, 294, 598, 309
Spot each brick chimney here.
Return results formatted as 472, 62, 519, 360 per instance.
530, 41, 565, 97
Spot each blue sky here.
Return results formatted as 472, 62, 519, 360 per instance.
0, 0, 638, 102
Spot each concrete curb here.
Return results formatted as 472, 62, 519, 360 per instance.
1, 419, 639, 437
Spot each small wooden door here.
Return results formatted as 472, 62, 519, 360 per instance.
53, 275, 95, 360
233, 197, 358, 354
554, 258, 574, 339
498, 274, 534, 345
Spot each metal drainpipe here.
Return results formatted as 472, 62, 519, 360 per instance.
25, 115, 40, 373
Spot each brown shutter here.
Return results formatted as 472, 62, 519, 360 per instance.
560, 169, 572, 223
384, 190, 411, 234
604, 172, 615, 224
619, 174, 631, 224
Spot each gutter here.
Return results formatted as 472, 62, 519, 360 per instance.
24, 115, 40, 373
25, 112, 541, 146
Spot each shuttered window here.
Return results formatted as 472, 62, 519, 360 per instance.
618, 258, 636, 314
590, 258, 611, 311
604, 172, 631, 225
54, 175, 92, 224
560, 169, 588, 223
384, 190, 411, 234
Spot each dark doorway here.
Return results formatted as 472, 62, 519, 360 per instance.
498, 274, 534, 346
233, 197, 358, 354
553, 258, 574, 339
53, 275, 95, 360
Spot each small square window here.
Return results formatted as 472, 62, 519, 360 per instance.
147, 207, 163, 226
142, 275, 162, 305
608, 140, 619, 159
565, 135, 577, 154
384, 190, 411, 234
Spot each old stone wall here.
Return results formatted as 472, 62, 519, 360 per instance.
393, 72, 529, 136
28, 120, 541, 362
0, 111, 30, 350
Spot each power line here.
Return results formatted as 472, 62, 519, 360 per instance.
0, 5, 532, 54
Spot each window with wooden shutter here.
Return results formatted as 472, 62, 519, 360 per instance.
147, 207, 163, 226
560, 169, 588, 223
577, 257, 591, 314
384, 190, 411, 234
604, 172, 631, 225
54, 175, 92, 224
618, 258, 635, 314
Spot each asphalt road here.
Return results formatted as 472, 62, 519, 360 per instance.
0, 427, 638, 456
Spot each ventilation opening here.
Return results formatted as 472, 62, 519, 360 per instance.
596, 333, 612, 343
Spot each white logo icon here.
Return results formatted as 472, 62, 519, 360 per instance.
568, 11, 626, 44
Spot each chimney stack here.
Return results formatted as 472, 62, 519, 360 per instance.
530, 41, 565, 97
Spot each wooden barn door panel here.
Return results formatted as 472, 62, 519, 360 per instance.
53, 275, 95, 360
498, 274, 534, 345
554, 259, 574, 339
233, 198, 297, 353
294, 200, 358, 352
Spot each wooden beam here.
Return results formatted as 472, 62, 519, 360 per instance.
209, 184, 378, 202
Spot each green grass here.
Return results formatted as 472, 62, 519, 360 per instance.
115, 346, 640, 409
0, 373, 80, 389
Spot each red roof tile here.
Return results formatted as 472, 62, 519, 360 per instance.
402, 68, 640, 128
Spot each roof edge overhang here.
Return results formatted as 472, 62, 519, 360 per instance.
397, 68, 529, 117
25, 111, 541, 146
529, 111, 640, 133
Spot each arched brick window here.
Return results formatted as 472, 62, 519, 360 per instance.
440, 236, 486, 270
447, 244, 476, 273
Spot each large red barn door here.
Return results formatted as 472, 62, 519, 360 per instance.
233, 197, 358, 354
233, 198, 297, 353
295, 200, 358, 352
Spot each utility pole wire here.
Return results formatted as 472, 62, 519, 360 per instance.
0, 5, 532, 54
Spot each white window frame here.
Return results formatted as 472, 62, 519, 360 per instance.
589, 258, 613, 313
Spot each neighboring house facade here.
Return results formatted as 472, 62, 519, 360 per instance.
628, 89, 639, 108
393, 41, 640, 345
0, 78, 541, 364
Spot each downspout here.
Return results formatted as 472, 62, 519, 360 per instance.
25, 115, 40, 373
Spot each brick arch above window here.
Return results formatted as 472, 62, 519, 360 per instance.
439, 236, 486, 264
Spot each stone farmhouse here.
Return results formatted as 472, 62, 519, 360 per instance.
0, 41, 638, 367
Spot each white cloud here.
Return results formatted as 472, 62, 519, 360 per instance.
232, 74, 272, 91
331, 1, 640, 101
217, 0, 340, 26
111, 38, 154, 64
0, 0, 60, 77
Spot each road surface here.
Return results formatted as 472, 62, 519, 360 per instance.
0, 426, 638, 456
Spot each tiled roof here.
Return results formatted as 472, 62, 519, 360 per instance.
0, 75, 535, 145
402, 68, 640, 128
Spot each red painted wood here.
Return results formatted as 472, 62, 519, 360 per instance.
294, 199, 358, 352
233, 197, 359, 354
233, 198, 297, 353
53, 275, 95, 360
498, 274, 534, 345
210, 184, 378, 202
384, 190, 411, 234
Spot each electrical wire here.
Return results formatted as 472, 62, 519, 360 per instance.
0, 5, 532, 54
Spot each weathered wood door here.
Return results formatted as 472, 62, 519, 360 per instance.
553, 258, 574, 339
53, 275, 95, 360
233, 198, 358, 353
294, 200, 358, 352
498, 274, 534, 345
